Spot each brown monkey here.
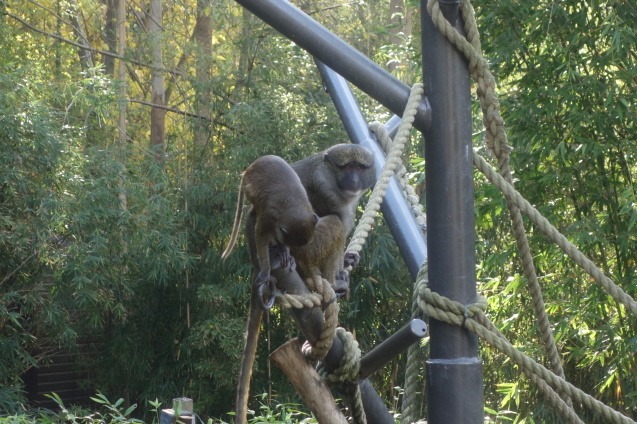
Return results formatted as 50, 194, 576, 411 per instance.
228, 155, 317, 424
235, 145, 376, 424
289, 143, 376, 289
222, 154, 318, 308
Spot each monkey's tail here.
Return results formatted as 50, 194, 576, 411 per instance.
235, 296, 263, 424
221, 180, 244, 260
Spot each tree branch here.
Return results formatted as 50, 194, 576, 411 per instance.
2, 10, 183, 77
126, 99, 241, 133
126, 99, 210, 120
1, 253, 37, 286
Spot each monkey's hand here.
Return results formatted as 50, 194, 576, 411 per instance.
344, 251, 360, 268
269, 245, 296, 273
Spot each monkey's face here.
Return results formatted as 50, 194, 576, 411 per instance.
277, 212, 319, 247
335, 161, 376, 198
324, 145, 376, 199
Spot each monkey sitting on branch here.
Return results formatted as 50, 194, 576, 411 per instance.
289, 143, 377, 294
234, 144, 376, 424
221, 154, 319, 309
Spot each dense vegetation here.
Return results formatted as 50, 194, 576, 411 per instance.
1, 0, 635, 422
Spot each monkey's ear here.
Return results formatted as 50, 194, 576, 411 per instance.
323, 152, 337, 167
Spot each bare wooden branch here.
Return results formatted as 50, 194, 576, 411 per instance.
2, 10, 183, 77
270, 339, 348, 424
125, 99, 210, 120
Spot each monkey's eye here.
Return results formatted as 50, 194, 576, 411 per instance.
279, 226, 288, 235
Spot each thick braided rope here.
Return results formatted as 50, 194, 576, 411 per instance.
410, 4, 630, 422
276, 292, 322, 309
367, 117, 427, 423
346, 83, 424, 257
469, 308, 584, 424
302, 275, 339, 360
368, 116, 429, 424
326, 83, 422, 423
414, 279, 636, 424
469, 309, 584, 424
427, 0, 570, 395
401, 262, 429, 424
427, 0, 509, 158
317, 328, 366, 424
474, 152, 637, 316
370, 122, 427, 232
447, 1, 567, 390
525, 371, 584, 424
276, 275, 339, 361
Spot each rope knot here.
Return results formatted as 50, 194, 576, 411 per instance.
274, 274, 338, 361
316, 328, 367, 424
414, 269, 488, 328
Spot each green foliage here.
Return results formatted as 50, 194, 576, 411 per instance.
473, 0, 637, 421
0, 66, 72, 409
0, 392, 158, 424
45, 392, 145, 424
221, 394, 317, 424
0, 392, 318, 424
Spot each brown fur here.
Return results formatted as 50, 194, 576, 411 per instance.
234, 146, 375, 424
222, 154, 317, 290
226, 155, 317, 424
290, 144, 376, 286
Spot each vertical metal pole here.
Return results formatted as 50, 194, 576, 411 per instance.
422, 2, 483, 423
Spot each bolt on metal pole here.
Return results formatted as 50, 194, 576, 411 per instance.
422, 2, 484, 423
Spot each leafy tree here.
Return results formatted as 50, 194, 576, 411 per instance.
473, 0, 637, 421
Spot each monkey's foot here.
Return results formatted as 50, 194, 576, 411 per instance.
255, 271, 277, 310
334, 270, 350, 299
269, 245, 296, 272
344, 251, 360, 268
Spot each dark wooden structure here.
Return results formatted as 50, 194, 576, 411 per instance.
22, 343, 96, 409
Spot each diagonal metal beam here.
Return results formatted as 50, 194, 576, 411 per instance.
315, 59, 427, 280
234, 0, 430, 131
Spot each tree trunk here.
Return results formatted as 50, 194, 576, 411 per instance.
235, 8, 256, 101
270, 339, 348, 424
63, 0, 94, 71
193, 0, 213, 152
117, 0, 127, 211
388, 0, 404, 73
101, 0, 118, 76
149, 0, 165, 160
